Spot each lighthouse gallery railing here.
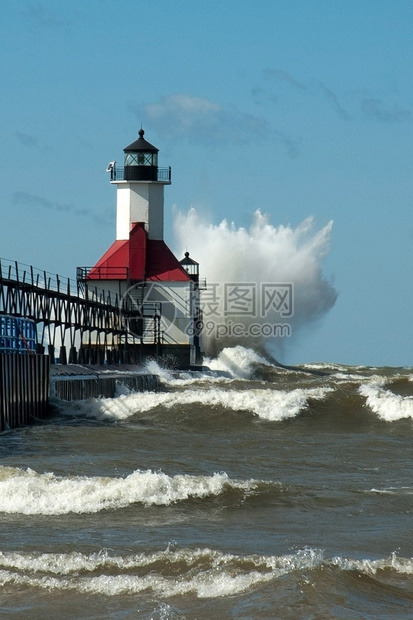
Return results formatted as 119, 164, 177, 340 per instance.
109, 166, 171, 182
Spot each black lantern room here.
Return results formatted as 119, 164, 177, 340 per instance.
123, 129, 159, 181
180, 252, 199, 283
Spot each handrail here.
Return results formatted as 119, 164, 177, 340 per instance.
110, 166, 171, 182
77, 266, 129, 281
0, 315, 36, 353
0, 257, 121, 309
0, 257, 71, 294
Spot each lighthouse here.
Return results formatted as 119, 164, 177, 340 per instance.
112, 128, 169, 241
78, 130, 203, 368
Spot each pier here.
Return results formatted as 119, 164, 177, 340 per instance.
0, 258, 161, 430
0, 258, 130, 364
51, 364, 160, 401
0, 352, 49, 431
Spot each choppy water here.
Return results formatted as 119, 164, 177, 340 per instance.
1, 346, 413, 619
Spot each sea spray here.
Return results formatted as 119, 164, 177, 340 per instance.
173, 208, 337, 358
205, 346, 269, 379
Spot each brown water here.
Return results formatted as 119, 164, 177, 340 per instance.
0, 348, 412, 619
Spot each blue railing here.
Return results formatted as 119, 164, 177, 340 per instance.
0, 315, 36, 353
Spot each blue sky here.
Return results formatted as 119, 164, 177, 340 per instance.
1, 0, 413, 367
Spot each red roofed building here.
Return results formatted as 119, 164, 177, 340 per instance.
87, 222, 191, 283
78, 130, 203, 368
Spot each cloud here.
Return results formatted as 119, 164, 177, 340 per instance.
274, 130, 302, 159
251, 87, 278, 106
264, 66, 412, 126
16, 132, 39, 148
12, 192, 108, 225
264, 68, 307, 91
133, 94, 270, 146
22, 2, 72, 29
134, 93, 301, 158
317, 82, 351, 120
264, 67, 351, 120
361, 98, 411, 123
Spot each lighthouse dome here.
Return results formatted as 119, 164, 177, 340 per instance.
123, 128, 159, 154
123, 129, 158, 180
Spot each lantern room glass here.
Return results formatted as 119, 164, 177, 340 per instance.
125, 152, 158, 166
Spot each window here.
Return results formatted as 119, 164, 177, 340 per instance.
125, 152, 157, 166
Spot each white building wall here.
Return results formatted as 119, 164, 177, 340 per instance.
147, 184, 164, 240
84, 280, 197, 348
121, 281, 194, 345
115, 182, 164, 241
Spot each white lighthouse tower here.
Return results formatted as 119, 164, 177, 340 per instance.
79, 130, 203, 368
113, 128, 169, 241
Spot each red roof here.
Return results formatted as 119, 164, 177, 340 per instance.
87, 222, 190, 282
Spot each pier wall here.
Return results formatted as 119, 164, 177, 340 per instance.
0, 354, 160, 431
51, 365, 160, 401
0, 353, 49, 431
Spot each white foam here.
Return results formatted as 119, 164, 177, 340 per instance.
359, 377, 413, 421
141, 346, 271, 386
141, 358, 232, 387
0, 566, 275, 597
1, 546, 411, 597
205, 346, 270, 379
329, 552, 413, 576
304, 362, 351, 372
142, 359, 177, 383
0, 468, 263, 515
76, 383, 333, 423
331, 372, 373, 384
0, 547, 324, 597
366, 487, 413, 496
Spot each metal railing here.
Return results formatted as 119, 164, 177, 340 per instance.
0, 258, 69, 293
0, 258, 123, 308
77, 266, 129, 281
109, 166, 171, 182
0, 315, 36, 353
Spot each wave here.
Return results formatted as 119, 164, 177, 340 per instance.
0, 547, 324, 597
0, 467, 276, 515
67, 384, 333, 423
143, 346, 327, 390
303, 362, 356, 372
144, 346, 276, 384
142, 361, 233, 388
0, 546, 411, 598
329, 552, 413, 576
204, 346, 271, 379
365, 487, 413, 496
359, 377, 413, 421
